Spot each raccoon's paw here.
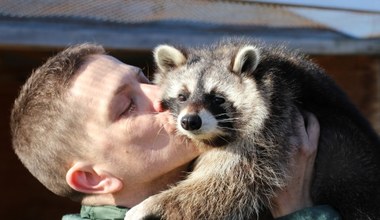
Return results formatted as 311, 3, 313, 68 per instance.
124, 197, 163, 220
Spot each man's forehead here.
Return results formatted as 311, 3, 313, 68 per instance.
82, 54, 124, 76
68, 55, 126, 126
70, 55, 126, 96
88, 54, 123, 65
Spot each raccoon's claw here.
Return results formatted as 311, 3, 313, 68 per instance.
124, 197, 163, 220
124, 204, 149, 220
124, 211, 162, 220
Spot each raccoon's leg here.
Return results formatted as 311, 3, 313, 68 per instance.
124, 196, 164, 220
126, 149, 262, 220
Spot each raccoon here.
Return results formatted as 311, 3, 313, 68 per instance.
125, 38, 380, 220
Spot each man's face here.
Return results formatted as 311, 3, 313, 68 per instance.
69, 55, 200, 188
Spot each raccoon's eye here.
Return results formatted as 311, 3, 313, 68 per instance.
213, 96, 225, 105
178, 94, 187, 102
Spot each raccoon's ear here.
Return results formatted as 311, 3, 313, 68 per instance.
154, 45, 187, 72
231, 46, 260, 75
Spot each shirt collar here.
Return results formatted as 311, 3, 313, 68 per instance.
80, 205, 129, 220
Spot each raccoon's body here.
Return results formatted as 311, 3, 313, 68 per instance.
125, 39, 380, 220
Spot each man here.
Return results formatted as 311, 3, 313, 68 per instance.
10, 44, 340, 219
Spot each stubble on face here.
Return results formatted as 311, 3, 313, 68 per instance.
68, 54, 202, 190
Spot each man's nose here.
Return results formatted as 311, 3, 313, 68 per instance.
140, 83, 164, 112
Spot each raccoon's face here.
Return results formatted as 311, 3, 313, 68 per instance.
153, 43, 269, 148
163, 84, 236, 147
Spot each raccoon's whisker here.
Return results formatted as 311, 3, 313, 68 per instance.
151, 123, 171, 148
214, 116, 236, 121
215, 123, 243, 132
168, 112, 178, 117
212, 113, 229, 117
215, 116, 241, 120
196, 141, 203, 149
155, 121, 173, 138
215, 134, 232, 145
213, 112, 238, 116
217, 118, 240, 123
169, 114, 180, 123
185, 137, 191, 147
220, 127, 245, 132
179, 135, 187, 146
216, 117, 238, 120
213, 112, 239, 117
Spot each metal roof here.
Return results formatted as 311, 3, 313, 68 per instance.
0, 0, 380, 54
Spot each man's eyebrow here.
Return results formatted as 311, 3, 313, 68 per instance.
108, 83, 130, 121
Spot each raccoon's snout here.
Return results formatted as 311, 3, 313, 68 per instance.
181, 114, 202, 131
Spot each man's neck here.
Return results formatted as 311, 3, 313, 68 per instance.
82, 162, 191, 208
120, 162, 190, 207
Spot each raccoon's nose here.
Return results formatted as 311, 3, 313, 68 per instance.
181, 114, 202, 131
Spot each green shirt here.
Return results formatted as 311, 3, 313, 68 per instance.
62, 205, 341, 220
277, 205, 341, 220
62, 205, 129, 220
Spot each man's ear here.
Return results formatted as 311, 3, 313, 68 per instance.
66, 162, 123, 194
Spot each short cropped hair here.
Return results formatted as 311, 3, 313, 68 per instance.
10, 43, 105, 201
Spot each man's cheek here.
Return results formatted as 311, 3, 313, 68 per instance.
157, 111, 177, 134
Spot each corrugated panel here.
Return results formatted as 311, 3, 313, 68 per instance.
0, 0, 323, 28
1, 0, 379, 50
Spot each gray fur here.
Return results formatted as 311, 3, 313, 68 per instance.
125, 38, 380, 220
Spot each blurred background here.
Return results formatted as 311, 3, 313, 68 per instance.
1, 1, 379, 219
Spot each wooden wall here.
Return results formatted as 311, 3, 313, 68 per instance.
1, 46, 379, 219
312, 55, 380, 133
